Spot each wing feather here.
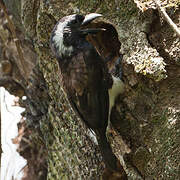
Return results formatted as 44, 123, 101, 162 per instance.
63, 47, 110, 130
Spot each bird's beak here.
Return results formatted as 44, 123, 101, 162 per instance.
80, 13, 105, 34
81, 13, 102, 26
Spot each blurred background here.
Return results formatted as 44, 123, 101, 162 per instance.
1, 87, 26, 180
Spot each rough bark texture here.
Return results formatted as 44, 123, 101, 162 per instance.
0, 0, 179, 179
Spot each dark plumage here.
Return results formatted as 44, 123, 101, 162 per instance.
50, 13, 126, 176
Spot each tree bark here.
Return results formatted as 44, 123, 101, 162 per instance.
0, 0, 179, 179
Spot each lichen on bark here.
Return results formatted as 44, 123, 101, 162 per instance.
1, 0, 180, 179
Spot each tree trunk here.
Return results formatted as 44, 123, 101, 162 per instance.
0, 0, 179, 179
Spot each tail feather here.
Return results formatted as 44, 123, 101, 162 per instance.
95, 130, 118, 171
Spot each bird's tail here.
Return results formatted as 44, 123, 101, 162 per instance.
95, 130, 118, 171
96, 130, 128, 179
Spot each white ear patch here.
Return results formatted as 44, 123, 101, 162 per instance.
52, 23, 73, 57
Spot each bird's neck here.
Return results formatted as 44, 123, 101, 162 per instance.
63, 33, 89, 53
54, 30, 90, 59
64, 32, 86, 46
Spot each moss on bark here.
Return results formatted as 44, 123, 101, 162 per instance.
1, 0, 180, 179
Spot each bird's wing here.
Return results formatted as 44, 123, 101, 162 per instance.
64, 47, 111, 131
68, 51, 89, 96
62, 47, 120, 172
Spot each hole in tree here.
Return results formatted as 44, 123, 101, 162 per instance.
85, 21, 122, 73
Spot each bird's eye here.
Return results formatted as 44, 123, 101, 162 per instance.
72, 20, 77, 24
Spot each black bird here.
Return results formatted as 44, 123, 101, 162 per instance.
50, 13, 125, 175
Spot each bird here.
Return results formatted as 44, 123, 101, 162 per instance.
85, 21, 125, 133
50, 13, 127, 177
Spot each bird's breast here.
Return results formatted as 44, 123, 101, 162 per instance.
108, 76, 124, 109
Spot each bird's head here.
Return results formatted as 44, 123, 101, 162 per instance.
50, 13, 104, 59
